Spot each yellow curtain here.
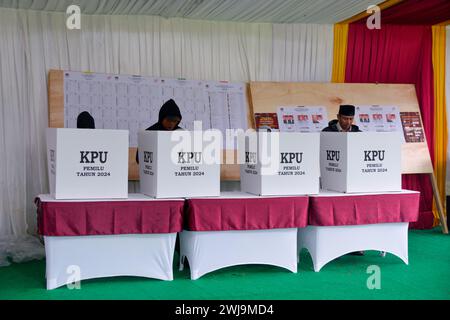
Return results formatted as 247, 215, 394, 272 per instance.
331, 24, 348, 83
432, 25, 448, 225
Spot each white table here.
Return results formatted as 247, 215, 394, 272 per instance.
37, 194, 183, 289
180, 228, 298, 280
179, 191, 308, 280
298, 190, 419, 271
45, 233, 176, 289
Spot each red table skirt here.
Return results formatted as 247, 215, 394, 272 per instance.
185, 196, 309, 231
36, 198, 184, 236
308, 193, 420, 226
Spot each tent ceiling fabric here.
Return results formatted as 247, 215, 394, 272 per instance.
0, 0, 385, 23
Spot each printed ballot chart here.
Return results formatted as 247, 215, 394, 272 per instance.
63, 71, 248, 147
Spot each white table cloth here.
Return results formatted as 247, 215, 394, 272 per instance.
37, 193, 183, 289
298, 190, 419, 271
180, 191, 308, 280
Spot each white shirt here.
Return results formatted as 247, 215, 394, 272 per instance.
336, 122, 352, 132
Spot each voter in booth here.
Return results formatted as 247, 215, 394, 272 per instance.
145, 98, 183, 131
136, 99, 183, 164
322, 105, 361, 132
322, 104, 365, 256
76, 111, 95, 129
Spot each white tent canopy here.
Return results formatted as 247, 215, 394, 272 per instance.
0, 0, 383, 23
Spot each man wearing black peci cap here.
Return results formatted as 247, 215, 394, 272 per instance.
322, 105, 361, 132
322, 104, 365, 256
136, 99, 183, 164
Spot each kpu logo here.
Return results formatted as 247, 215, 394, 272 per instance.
245, 152, 257, 164
364, 150, 385, 161
80, 151, 108, 164
280, 152, 303, 164
143, 151, 153, 163
326, 150, 340, 161
178, 152, 202, 164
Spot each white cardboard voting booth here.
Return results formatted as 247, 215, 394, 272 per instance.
240, 132, 320, 196
320, 132, 402, 193
46, 128, 129, 199
138, 130, 221, 198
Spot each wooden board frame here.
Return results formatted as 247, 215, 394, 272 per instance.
249, 81, 447, 233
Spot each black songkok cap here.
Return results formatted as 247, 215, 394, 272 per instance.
339, 105, 355, 116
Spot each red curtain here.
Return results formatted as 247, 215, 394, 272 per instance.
345, 24, 435, 229
379, 0, 450, 25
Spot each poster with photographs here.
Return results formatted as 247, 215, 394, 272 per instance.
354, 105, 403, 140
277, 106, 328, 132
277, 107, 297, 132
309, 107, 328, 131
295, 107, 311, 132
400, 112, 425, 143
254, 113, 279, 132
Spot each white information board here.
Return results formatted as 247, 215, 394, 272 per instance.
63, 71, 248, 148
